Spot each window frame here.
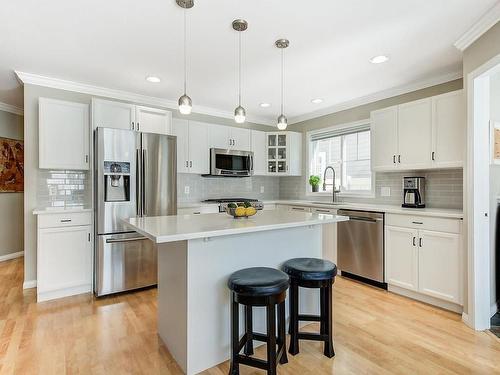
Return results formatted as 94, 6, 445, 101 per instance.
305, 119, 375, 198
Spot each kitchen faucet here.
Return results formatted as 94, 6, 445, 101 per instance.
323, 166, 341, 203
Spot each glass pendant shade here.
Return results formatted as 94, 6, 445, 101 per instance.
277, 114, 287, 130
178, 94, 192, 115
234, 105, 246, 124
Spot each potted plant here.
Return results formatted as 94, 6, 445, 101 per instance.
309, 175, 321, 192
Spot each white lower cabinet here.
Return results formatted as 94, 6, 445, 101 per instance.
386, 226, 419, 291
385, 214, 463, 309
36, 212, 92, 302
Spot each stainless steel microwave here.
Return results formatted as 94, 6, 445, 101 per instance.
207, 148, 254, 177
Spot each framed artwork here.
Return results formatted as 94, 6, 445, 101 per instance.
0, 137, 24, 192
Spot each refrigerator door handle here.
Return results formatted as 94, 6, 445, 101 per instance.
136, 149, 142, 216
142, 149, 147, 216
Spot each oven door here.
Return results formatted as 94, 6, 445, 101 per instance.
210, 148, 253, 176
95, 232, 157, 296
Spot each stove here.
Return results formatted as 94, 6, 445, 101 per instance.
202, 198, 264, 212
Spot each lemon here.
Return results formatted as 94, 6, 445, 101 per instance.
245, 207, 256, 216
235, 207, 246, 217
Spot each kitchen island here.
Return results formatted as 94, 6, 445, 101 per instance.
126, 210, 348, 375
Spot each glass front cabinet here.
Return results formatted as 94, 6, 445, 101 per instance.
266, 131, 302, 176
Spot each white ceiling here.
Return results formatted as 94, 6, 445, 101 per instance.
0, 0, 497, 124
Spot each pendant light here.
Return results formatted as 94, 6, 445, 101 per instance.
176, 0, 194, 115
275, 39, 289, 130
232, 19, 248, 124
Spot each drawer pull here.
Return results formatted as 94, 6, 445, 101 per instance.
315, 209, 330, 213
412, 221, 423, 225
292, 207, 305, 211
193, 212, 201, 215
60, 219, 72, 223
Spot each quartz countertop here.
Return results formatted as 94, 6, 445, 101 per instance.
125, 210, 349, 244
33, 207, 93, 215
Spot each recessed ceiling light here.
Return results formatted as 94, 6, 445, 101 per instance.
146, 76, 161, 83
311, 98, 323, 104
369, 55, 389, 64
259, 103, 271, 108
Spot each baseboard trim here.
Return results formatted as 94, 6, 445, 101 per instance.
388, 284, 463, 314
0, 251, 24, 262
23, 280, 37, 290
37, 284, 91, 302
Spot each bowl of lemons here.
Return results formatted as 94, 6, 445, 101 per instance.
225, 202, 257, 218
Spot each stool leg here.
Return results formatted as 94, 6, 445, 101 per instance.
288, 281, 299, 355
277, 301, 288, 365
229, 293, 240, 375
323, 282, 335, 358
266, 303, 277, 375
320, 287, 326, 335
244, 305, 254, 356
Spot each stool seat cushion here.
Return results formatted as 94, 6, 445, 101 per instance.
228, 267, 290, 296
282, 258, 337, 281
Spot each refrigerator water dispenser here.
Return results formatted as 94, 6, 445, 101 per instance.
104, 161, 130, 202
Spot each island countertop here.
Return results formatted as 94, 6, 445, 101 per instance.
126, 210, 349, 243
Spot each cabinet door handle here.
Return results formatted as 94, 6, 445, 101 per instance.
137, 122, 140, 131
131, 122, 135, 131
412, 221, 423, 225
431, 151, 435, 161
186, 161, 189, 168
88, 233, 91, 242
85, 155, 89, 163
419, 238, 423, 247
398, 155, 401, 163
393, 155, 396, 164
190, 161, 193, 168
412, 236, 416, 246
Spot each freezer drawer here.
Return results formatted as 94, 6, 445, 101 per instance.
337, 210, 385, 283
95, 232, 157, 296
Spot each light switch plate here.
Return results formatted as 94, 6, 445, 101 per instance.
260, 186, 265, 193
184, 186, 190, 195
380, 187, 391, 197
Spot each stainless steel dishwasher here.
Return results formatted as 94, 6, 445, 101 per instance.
337, 209, 386, 287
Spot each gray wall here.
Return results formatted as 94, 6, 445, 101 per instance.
23, 84, 273, 284
0, 110, 24, 257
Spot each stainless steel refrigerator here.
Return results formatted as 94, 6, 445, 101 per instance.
94, 127, 176, 296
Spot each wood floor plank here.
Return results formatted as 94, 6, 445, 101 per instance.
0, 258, 498, 374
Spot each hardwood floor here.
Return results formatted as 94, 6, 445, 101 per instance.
0, 258, 499, 374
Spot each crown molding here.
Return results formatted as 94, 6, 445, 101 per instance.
0, 101, 23, 116
454, 2, 500, 51
15, 71, 274, 126
288, 69, 463, 125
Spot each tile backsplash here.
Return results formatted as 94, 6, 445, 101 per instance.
37, 170, 91, 208
178, 174, 280, 204
280, 169, 463, 209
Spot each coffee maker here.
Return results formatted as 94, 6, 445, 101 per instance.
402, 177, 425, 208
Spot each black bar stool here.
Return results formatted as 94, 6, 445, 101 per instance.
227, 267, 289, 375
282, 258, 337, 358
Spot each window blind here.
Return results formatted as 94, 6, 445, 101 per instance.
310, 123, 370, 142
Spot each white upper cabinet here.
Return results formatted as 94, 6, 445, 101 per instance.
135, 106, 172, 135
188, 121, 210, 174
39, 98, 90, 170
398, 98, 432, 169
371, 106, 399, 170
370, 90, 464, 171
92, 99, 172, 135
172, 119, 209, 175
266, 131, 302, 176
92, 99, 135, 130
251, 130, 267, 176
431, 91, 465, 168
208, 124, 251, 151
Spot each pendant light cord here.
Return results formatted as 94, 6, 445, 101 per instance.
238, 31, 242, 107
281, 48, 284, 115
183, 8, 187, 95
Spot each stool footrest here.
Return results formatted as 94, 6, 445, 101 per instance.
237, 355, 268, 370
252, 333, 268, 342
298, 314, 321, 322
297, 332, 329, 341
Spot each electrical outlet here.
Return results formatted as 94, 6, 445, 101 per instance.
381, 187, 391, 197
184, 186, 190, 195
260, 186, 265, 194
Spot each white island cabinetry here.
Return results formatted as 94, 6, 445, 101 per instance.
125, 210, 348, 375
